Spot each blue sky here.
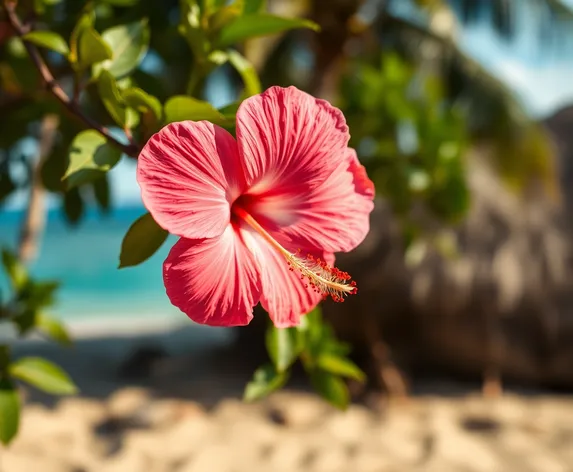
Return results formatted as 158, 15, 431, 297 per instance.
5, 3, 573, 209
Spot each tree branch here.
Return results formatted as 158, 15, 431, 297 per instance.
3, 0, 140, 158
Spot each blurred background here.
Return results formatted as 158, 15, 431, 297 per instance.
3, 0, 573, 471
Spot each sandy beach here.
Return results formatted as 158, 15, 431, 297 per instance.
2, 318, 573, 472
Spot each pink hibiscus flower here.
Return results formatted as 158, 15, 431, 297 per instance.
137, 86, 375, 328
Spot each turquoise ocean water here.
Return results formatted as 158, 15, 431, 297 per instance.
0, 205, 184, 322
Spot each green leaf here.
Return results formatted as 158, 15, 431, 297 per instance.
10, 357, 77, 395
1, 249, 28, 291
36, 313, 72, 346
69, 13, 93, 63
24, 280, 59, 310
266, 325, 301, 372
97, 70, 139, 128
243, 0, 265, 14
209, 4, 243, 34
63, 188, 84, 225
64, 130, 122, 188
92, 173, 111, 212
164, 96, 229, 126
0, 380, 20, 445
12, 309, 38, 335
119, 212, 168, 268
309, 370, 349, 410
179, 0, 209, 60
122, 87, 162, 121
226, 49, 261, 98
203, 0, 227, 16
22, 31, 70, 56
217, 14, 319, 48
77, 26, 113, 70
244, 364, 288, 402
96, 20, 150, 78
316, 353, 365, 382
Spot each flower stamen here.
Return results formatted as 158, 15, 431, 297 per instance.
233, 207, 357, 302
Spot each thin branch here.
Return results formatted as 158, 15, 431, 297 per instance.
3, 0, 140, 158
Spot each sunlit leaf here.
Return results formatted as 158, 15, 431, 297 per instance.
10, 357, 77, 395
1, 249, 28, 291
64, 130, 122, 188
22, 31, 69, 56
97, 70, 139, 128
119, 212, 168, 268
36, 313, 72, 346
266, 325, 301, 372
244, 364, 288, 402
316, 353, 366, 382
96, 20, 150, 78
217, 14, 319, 48
122, 87, 162, 121
0, 380, 20, 445
164, 96, 229, 126
227, 49, 261, 97
76, 25, 112, 70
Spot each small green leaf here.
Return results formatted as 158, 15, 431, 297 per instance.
63, 187, 84, 225
92, 173, 111, 212
36, 313, 72, 346
244, 364, 288, 402
226, 49, 261, 98
209, 4, 243, 34
119, 212, 168, 268
77, 27, 113, 70
12, 309, 38, 335
64, 130, 122, 188
309, 370, 349, 410
97, 70, 139, 128
316, 353, 365, 382
69, 13, 93, 63
266, 325, 301, 373
22, 31, 70, 56
203, 0, 227, 16
24, 280, 59, 310
1, 249, 28, 291
10, 357, 77, 395
164, 96, 229, 126
122, 87, 162, 121
96, 20, 150, 78
179, 0, 210, 61
217, 14, 319, 48
0, 380, 20, 445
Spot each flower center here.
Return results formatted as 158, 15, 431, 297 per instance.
231, 204, 357, 303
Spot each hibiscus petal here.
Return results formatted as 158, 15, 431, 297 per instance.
249, 148, 375, 253
247, 231, 333, 327
137, 121, 244, 239
236, 86, 349, 196
163, 225, 261, 327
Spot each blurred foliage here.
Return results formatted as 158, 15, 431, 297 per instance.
1, 0, 571, 441
0, 247, 75, 444
341, 53, 469, 225
245, 306, 365, 410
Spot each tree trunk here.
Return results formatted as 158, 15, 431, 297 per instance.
18, 114, 59, 264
